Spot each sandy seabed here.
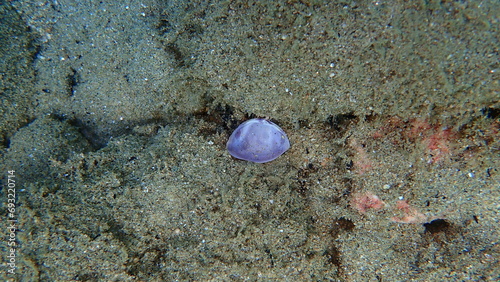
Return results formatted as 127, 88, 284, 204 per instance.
1, 0, 499, 281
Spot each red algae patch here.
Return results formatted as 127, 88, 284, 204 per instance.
348, 138, 374, 174
391, 200, 428, 224
421, 126, 457, 164
350, 192, 385, 213
372, 117, 459, 164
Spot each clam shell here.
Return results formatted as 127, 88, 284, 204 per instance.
227, 118, 290, 163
